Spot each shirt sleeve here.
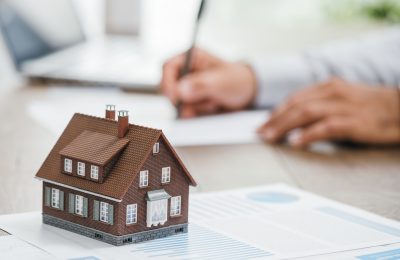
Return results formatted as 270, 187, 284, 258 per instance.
250, 28, 400, 108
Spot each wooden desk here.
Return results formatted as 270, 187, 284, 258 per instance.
0, 86, 399, 222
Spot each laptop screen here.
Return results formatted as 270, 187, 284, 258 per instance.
0, 0, 84, 69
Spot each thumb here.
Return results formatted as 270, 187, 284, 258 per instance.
177, 71, 214, 103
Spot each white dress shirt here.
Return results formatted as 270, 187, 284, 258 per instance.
251, 28, 400, 108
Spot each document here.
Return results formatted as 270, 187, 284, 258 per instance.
0, 235, 54, 260
300, 243, 400, 259
27, 87, 268, 147
0, 184, 399, 260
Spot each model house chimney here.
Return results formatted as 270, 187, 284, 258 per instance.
118, 110, 129, 138
105, 105, 116, 120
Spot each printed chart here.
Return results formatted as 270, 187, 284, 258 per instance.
130, 224, 271, 259
0, 184, 400, 260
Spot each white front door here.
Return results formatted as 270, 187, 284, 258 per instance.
146, 199, 168, 227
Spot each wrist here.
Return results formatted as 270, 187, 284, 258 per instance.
238, 62, 258, 109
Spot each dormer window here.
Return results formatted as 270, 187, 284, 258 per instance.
77, 162, 85, 176
91, 165, 99, 180
161, 167, 171, 184
59, 130, 130, 183
139, 170, 149, 187
153, 142, 160, 154
64, 158, 72, 173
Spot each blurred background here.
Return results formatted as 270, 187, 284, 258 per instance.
1, 0, 399, 90
1, 0, 400, 217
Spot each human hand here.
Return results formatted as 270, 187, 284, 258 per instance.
258, 78, 400, 147
161, 48, 257, 118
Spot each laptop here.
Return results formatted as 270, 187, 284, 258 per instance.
0, 0, 161, 91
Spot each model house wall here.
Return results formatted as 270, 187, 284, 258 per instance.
43, 136, 190, 237
36, 108, 196, 245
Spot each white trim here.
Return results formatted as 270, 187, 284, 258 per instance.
75, 195, 84, 216
139, 170, 149, 187
170, 196, 181, 216
100, 201, 109, 223
153, 142, 160, 154
64, 158, 72, 173
36, 177, 122, 202
77, 162, 85, 176
161, 167, 171, 184
51, 188, 60, 209
90, 165, 99, 180
146, 199, 168, 227
126, 204, 137, 225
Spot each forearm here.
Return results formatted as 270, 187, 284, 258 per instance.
251, 28, 400, 108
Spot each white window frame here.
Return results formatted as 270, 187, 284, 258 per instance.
161, 167, 171, 184
170, 196, 181, 216
75, 195, 84, 216
146, 199, 168, 227
153, 142, 160, 154
126, 204, 138, 225
77, 162, 85, 176
90, 165, 99, 180
51, 188, 60, 209
64, 158, 72, 173
100, 202, 109, 223
139, 170, 149, 187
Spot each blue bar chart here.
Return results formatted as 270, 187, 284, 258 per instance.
130, 224, 272, 260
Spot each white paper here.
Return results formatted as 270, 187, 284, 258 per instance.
26, 87, 268, 147
0, 235, 55, 260
1, 184, 400, 260
298, 243, 400, 260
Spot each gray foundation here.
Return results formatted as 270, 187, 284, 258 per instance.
43, 214, 188, 246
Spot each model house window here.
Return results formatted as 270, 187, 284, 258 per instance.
139, 170, 149, 187
100, 202, 109, 223
64, 158, 72, 173
93, 200, 113, 225
91, 165, 99, 180
170, 196, 181, 216
51, 188, 60, 209
126, 204, 137, 225
68, 193, 88, 217
153, 142, 160, 154
45, 187, 64, 210
75, 195, 84, 215
147, 199, 168, 227
161, 167, 171, 184
77, 162, 85, 176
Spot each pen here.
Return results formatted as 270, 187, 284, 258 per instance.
176, 0, 206, 118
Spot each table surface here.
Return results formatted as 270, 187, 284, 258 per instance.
0, 85, 399, 223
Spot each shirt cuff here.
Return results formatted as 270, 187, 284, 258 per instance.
249, 54, 318, 108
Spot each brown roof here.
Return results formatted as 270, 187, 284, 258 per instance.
59, 130, 130, 166
35, 113, 196, 200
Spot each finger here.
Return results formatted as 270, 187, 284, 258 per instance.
289, 116, 355, 147
161, 54, 186, 103
161, 48, 221, 104
260, 101, 349, 142
179, 100, 220, 118
272, 78, 345, 119
177, 69, 222, 104
190, 100, 220, 116
180, 104, 197, 119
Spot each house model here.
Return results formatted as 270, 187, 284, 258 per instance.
35, 105, 197, 246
